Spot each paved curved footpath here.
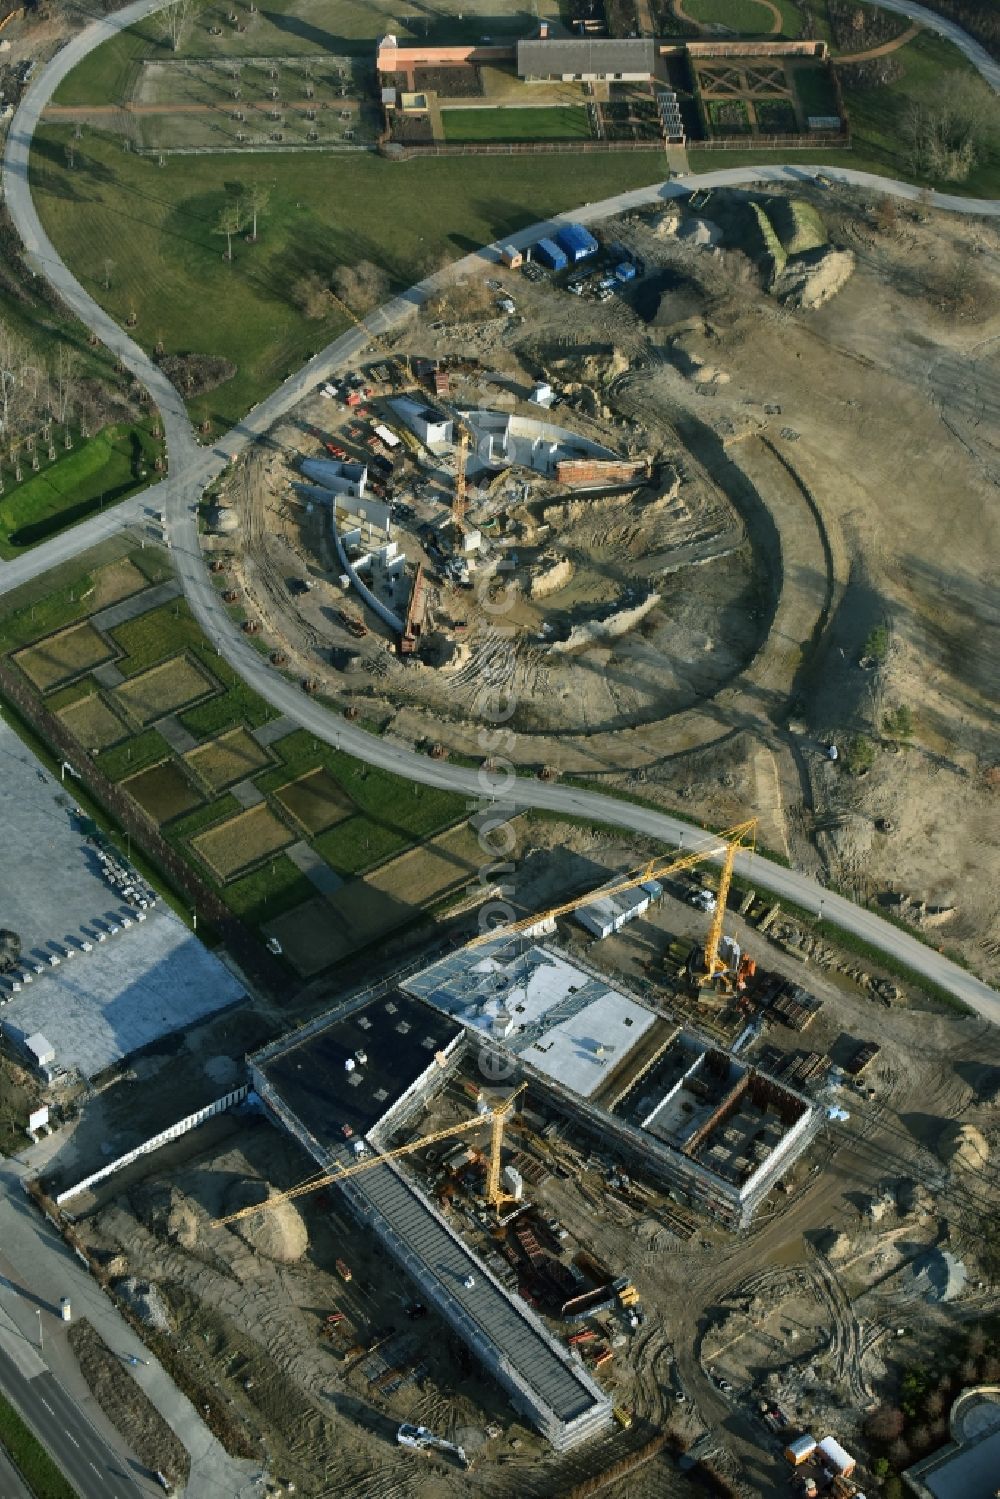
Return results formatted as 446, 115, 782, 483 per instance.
2, 0, 999, 1043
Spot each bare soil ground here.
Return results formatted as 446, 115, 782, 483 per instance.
122, 758, 203, 823
217, 191, 999, 992
68, 1318, 191, 1488
183, 724, 270, 791
275, 766, 354, 833
56, 691, 127, 751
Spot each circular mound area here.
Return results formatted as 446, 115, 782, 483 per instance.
939, 1122, 990, 1171
225, 1181, 309, 1262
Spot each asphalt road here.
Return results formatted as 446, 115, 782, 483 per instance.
0, 1341, 144, 1499
0, 1439, 32, 1499
1, 3, 998, 1032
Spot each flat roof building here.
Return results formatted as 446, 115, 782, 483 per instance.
904, 1424, 1000, 1499
575, 879, 661, 941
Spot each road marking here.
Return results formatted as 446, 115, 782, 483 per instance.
89, 1460, 101, 1473
39, 1397, 54, 1413
66, 1433, 80, 1447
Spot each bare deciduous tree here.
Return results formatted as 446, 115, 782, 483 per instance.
53, 346, 79, 426
241, 182, 270, 242
330, 260, 390, 314
215, 200, 245, 260
160, 0, 194, 53
292, 272, 331, 320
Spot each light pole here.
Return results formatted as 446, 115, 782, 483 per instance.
36, 1308, 42, 1351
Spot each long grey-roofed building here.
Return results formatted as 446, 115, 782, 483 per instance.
517, 38, 656, 81
249, 988, 612, 1450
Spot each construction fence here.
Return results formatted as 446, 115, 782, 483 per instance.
55, 1087, 249, 1205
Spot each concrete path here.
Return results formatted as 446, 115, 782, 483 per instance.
90, 577, 181, 632
286, 839, 343, 893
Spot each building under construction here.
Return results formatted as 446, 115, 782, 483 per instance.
404, 940, 821, 1228
248, 987, 613, 1451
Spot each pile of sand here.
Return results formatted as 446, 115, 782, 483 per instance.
772, 247, 856, 309
166, 1194, 200, 1251
939, 1122, 990, 1171
226, 1181, 309, 1262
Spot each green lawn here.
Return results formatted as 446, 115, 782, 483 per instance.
0, 1394, 77, 1499
441, 106, 593, 143
30, 126, 667, 430
837, 30, 1000, 198
0, 423, 162, 559
684, 0, 799, 34
790, 60, 840, 118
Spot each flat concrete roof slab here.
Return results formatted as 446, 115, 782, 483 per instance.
405, 941, 654, 1097
909, 1429, 1000, 1499
523, 986, 655, 1098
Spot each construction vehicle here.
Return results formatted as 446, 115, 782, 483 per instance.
337, 607, 368, 639
397, 1423, 469, 1469
613, 1405, 634, 1430
335, 1259, 352, 1282
469, 821, 757, 996
212, 1084, 528, 1229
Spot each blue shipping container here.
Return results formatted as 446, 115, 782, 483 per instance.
535, 237, 568, 271
555, 223, 599, 264
615, 261, 637, 283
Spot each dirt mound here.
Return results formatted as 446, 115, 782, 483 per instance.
226, 1181, 309, 1262
166, 1194, 200, 1250
771, 247, 856, 309
939, 1122, 989, 1170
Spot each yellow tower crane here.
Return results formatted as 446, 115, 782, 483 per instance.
469, 819, 757, 988
699, 833, 744, 989
212, 1083, 528, 1230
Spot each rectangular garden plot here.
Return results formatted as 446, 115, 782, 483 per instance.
57, 692, 126, 751
15, 620, 113, 691
123, 759, 203, 823
266, 821, 478, 977
193, 803, 293, 882
184, 726, 269, 792
113, 654, 216, 726
275, 767, 354, 835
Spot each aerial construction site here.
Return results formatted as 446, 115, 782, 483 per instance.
6, 175, 999, 1499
